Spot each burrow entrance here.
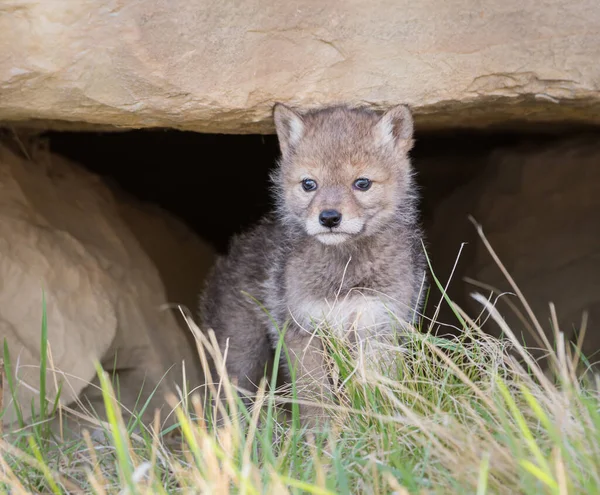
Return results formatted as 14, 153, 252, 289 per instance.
42, 126, 594, 253
1, 121, 599, 366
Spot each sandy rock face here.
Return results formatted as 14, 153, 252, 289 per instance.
0, 142, 214, 427
427, 135, 600, 361
1, 0, 599, 133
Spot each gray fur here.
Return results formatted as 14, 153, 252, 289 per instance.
199, 103, 427, 427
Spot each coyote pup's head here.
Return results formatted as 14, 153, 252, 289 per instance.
272, 103, 415, 245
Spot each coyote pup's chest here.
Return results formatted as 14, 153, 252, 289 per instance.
288, 295, 395, 340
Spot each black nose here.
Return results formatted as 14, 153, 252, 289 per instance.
319, 209, 342, 228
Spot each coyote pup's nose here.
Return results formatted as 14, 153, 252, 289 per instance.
319, 209, 342, 228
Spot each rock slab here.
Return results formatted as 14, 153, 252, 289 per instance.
0, 140, 214, 427
427, 135, 600, 360
1, 0, 599, 133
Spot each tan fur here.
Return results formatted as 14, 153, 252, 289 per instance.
199, 103, 427, 429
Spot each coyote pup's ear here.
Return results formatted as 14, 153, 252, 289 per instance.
375, 104, 414, 153
273, 103, 304, 156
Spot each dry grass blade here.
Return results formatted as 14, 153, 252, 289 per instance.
0, 438, 84, 494
468, 215, 554, 356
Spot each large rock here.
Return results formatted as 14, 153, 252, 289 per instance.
1, 0, 599, 133
426, 134, 600, 362
0, 140, 215, 427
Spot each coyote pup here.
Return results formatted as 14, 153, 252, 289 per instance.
199, 103, 427, 427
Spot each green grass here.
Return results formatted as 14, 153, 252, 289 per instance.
0, 226, 598, 494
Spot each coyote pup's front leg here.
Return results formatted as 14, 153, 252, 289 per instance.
281, 327, 333, 429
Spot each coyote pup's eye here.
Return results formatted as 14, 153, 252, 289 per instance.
353, 178, 372, 191
301, 178, 318, 192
